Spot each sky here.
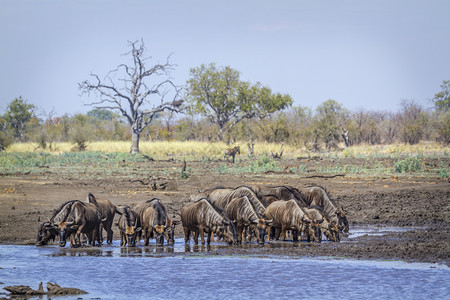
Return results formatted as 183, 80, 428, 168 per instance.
1, 0, 449, 117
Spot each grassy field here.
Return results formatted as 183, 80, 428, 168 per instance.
1, 141, 449, 179
5, 141, 449, 158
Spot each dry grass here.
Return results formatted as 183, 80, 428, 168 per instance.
6, 141, 449, 159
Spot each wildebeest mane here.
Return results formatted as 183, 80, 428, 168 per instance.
145, 198, 160, 203
51, 200, 79, 223
151, 201, 167, 225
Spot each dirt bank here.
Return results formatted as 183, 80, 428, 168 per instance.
0, 158, 448, 265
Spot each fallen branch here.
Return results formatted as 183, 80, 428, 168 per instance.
300, 174, 345, 179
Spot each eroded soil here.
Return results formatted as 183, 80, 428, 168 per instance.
0, 157, 448, 265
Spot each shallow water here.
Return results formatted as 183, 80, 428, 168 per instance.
0, 227, 448, 299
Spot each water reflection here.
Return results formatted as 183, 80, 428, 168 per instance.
0, 244, 447, 300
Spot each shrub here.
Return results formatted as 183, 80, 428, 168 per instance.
395, 157, 422, 173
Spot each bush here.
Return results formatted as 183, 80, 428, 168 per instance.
395, 157, 422, 173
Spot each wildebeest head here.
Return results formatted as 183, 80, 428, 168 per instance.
306, 219, 322, 243
336, 208, 349, 233
165, 220, 180, 245
36, 219, 59, 246
221, 220, 238, 245
58, 221, 79, 247
252, 218, 273, 245
328, 222, 340, 242
126, 224, 141, 247
154, 225, 165, 246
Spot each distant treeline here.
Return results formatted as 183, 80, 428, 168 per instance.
1, 97, 448, 152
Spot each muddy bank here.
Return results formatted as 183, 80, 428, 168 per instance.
0, 161, 449, 264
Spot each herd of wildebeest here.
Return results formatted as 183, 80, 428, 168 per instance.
36, 184, 349, 248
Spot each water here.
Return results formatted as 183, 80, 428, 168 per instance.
0, 228, 448, 300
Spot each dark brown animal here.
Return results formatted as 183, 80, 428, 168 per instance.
87, 193, 121, 244
117, 206, 141, 247
36, 200, 78, 246
207, 186, 266, 217
139, 199, 179, 246
58, 200, 105, 247
224, 196, 272, 245
181, 198, 237, 245
224, 146, 240, 163
256, 185, 308, 207
265, 200, 321, 242
299, 186, 349, 233
302, 206, 339, 242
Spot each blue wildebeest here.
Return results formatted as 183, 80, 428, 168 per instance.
224, 146, 240, 163
302, 206, 340, 242
298, 186, 349, 233
87, 193, 121, 244
224, 196, 272, 245
36, 200, 78, 246
134, 198, 179, 246
58, 200, 106, 247
265, 200, 321, 242
181, 198, 237, 245
117, 206, 141, 247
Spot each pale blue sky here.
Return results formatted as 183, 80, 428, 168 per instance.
1, 0, 449, 116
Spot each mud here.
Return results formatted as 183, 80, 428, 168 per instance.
0, 157, 448, 265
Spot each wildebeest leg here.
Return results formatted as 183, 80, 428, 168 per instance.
183, 227, 190, 244
206, 231, 212, 245
199, 227, 206, 245
144, 228, 150, 246
281, 226, 288, 241
120, 231, 126, 246
193, 230, 199, 245
292, 230, 299, 242
237, 225, 244, 244
106, 219, 113, 244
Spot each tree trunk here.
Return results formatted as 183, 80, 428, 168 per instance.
130, 130, 140, 154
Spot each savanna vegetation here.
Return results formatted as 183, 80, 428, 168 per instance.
0, 40, 448, 179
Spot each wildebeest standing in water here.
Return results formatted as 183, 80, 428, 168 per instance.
86, 193, 121, 244
298, 186, 349, 233
134, 198, 179, 246
36, 200, 83, 246
140, 199, 174, 246
58, 200, 106, 247
181, 198, 237, 245
265, 200, 321, 242
36, 200, 78, 246
117, 206, 141, 247
302, 206, 339, 242
224, 146, 240, 163
224, 196, 272, 245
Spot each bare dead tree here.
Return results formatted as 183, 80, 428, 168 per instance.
79, 39, 184, 153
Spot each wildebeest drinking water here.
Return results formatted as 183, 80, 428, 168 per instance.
265, 200, 321, 242
224, 196, 272, 245
298, 186, 349, 233
58, 200, 106, 247
36, 200, 78, 246
181, 198, 237, 245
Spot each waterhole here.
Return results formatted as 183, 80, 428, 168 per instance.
0, 226, 447, 299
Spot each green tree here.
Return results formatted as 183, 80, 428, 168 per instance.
313, 99, 347, 150
398, 99, 428, 145
2, 97, 35, 141
186, 63, 292, 141
87, 108, 116, 121
79, 39, 183, 153
432, 80, 449, 111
